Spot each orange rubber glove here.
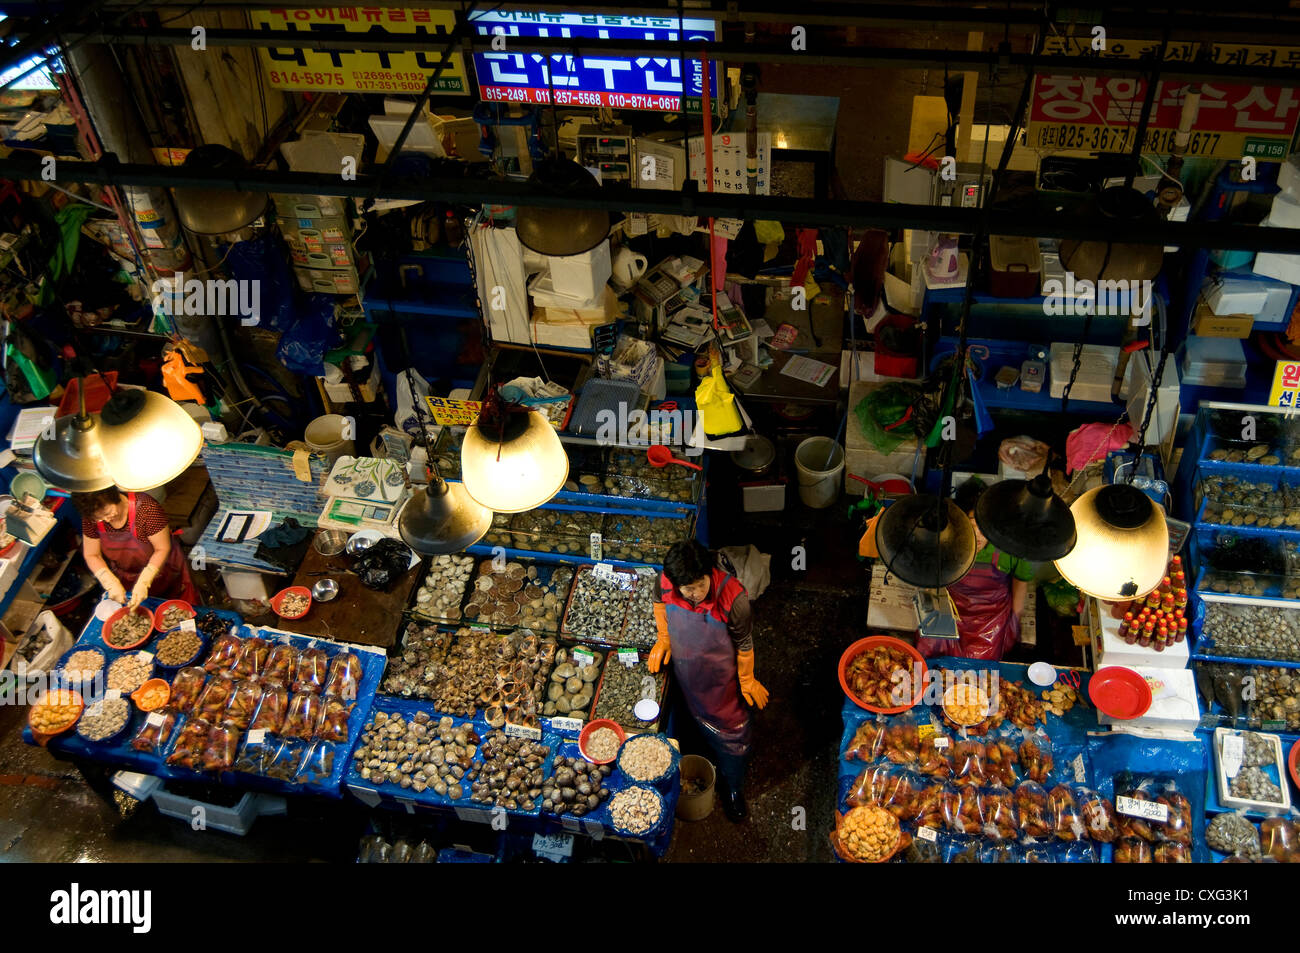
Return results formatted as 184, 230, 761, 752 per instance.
648, 603, 672, 673
736, 649, 769, 709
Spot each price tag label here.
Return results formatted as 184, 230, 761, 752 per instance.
1221, 734, 1244, 779
592, 562, 618, 583
917, 826, 939, 843
146, 712, 166, 727
551, 717, 584, 733
137, 652, 154, 664
1116, 796, 1169, 823
532, 832, 574, 862
618, 648, 639, 668
504, 722, 543, 741
917, 724, 936, 742
573, 647, 595, 666
932, 736, 950, 749
179, 619, 197, 634
561, 814, 581, 833
471, 623, 491, 633
247, 729, 267, 745
1072, 753, 1086, 784
1262, 719, 1287, 732
104, 689, 121, 701
589, 533, 603, 560
582, 818, 604, 838
454, 806, 494, 825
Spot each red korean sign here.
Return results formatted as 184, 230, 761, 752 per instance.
1027, 77, 1300, 159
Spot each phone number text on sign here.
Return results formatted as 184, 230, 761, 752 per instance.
479, 86, 681, 111
1031, 124, 1225, 156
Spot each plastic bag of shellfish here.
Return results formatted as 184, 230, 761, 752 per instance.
293, 740, 337, 785
234, 729, 279, 776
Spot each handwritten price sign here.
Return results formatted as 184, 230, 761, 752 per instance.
425, 396, 482, 426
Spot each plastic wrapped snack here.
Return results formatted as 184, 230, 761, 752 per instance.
882, 714, 922, 765
951, 739, 987, 788
844, 719, 885, 762
942, 782, 983, 834
1021, 843, 1055, 863
282, 691, 323, 740
1115, 776, 1160, 842
942, 833, 981, 864
262, 643, 296, 686
984, 733, 1019, 788
1076, 786, 1118, 843
1018, 726, 1054, 785
1114, 836, 1153, 864
314, 694, 353, 743
325, 652, 363, 700
845, 764, 889, 809
1260, 816, 1298, 861
231, 637, 271, 679
201, 724, 241, 772
916, 733, 953, 779
980, 840, 1019, 864
130, 710, 178, 754
292, 648, 329, 694
1055, 841, 1099, 863
878, 768, 922, 823
1014, 781, 1054, 839
1156, 780, 1193, 845
166, 666, 207, 714
222, 679, 261, 730
916, 781, 946, 829
203, 633, 243, 675
249, 683, 289, 734
194, 675, 235, 722
1049, 784, 1085, 841
979, 783, 1018, 840
1154, 841, 1192, 863
165, 717, 211, 770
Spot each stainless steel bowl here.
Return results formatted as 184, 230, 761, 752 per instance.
345, 535, 376, 557
313, 530, 349, 557
312, 578, 340, 602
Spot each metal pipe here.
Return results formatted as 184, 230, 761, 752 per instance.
1124, 27, 1170, 190
10, 156, 1300, 251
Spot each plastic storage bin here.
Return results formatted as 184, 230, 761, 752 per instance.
1182, 336, 1247, 388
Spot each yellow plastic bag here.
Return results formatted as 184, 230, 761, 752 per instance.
754, 220, 785, 244
696, 363, 743, 436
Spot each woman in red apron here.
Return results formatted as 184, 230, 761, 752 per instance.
917, 480, 1030, 661
649, 540, 769, 822
73, 486, 198, 607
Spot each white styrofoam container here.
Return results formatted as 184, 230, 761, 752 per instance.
1049, 343, 1119, 401
1213, 727, 1292, 815
1206, 279, 1270, 316
547, 239, 612, 302
741, 481, 786, 512
220, 569, 270, 602
152, 786, 288, 836
1252, 213, 1300, 283
1088, 599, 1189, 670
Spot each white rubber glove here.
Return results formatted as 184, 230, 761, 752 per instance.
95, 568, 126, 604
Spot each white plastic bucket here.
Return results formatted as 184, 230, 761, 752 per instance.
795, 437, 844, 509
304, 414, 355, 467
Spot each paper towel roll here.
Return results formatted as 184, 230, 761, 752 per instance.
1270, 192, 1300, 229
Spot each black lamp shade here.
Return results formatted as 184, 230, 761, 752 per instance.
515, 158, 610, 257
875, 494, 977, 589
975, 473, 1078, 562
398, 479, 493, 554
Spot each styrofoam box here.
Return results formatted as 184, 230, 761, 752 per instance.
1206, 278, 1270, 316
152, 786, 287, 836
1213, 727, 1292, 815
1096, 665, 1200, 732
220, 568, 270, 602
1088, 598, 1189, 670
1049, 343, 1119, 401
741, 481, 786, 512
547, 239, 612, 302
844, 379, 923, 496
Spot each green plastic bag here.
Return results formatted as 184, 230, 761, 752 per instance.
853, 384, 918, 454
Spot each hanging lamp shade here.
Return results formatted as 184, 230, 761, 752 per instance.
1053, 483, 1168, 600
461, 406, 569, 513
875, 494, 977, 589
1059, 185, 1164, 283
98, 389, 204, 492
975, 473, 1078, 562
33, 413, 115, 492
172, 144, 268, 235
398, 476, 493, 554
514, 157, 610, 256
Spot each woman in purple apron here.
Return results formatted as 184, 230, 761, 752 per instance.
649, 540, 769, 822
917, 480, 1030, 661
74, 486, 198, 608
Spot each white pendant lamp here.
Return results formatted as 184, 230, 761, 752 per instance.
461, 392, 568, 513
1053, 483, 1169, 600
98, 389, 204, 491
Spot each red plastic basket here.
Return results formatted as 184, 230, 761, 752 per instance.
838, 635, 927, 714
578, 718, 626, 764
103, 605, 157, 650
271, 586, 312, 620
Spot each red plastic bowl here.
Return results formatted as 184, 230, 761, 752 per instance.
1289, 739, 1299, 794
838, 636, 927, 714
1089, 666, 1152, 720
153, 599, 195, 632
271, 586, 312, 620
103, 605, 157, 650
578, 719, 627, 764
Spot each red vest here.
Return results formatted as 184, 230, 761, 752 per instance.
660, 567, 744, 624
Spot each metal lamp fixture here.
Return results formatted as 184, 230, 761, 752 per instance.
1053, 483, 1169, 600
33, 409, 114, 492
514, 157, 610, 257
398, 469, 493, 554
975, 473, 1078, 562
875, 494, 977, 589
172, 144, 268, 235
98, 389, 204, 492
1059, 185, 1164, 283
461, 389, 569, 513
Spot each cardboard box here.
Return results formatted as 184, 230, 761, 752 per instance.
1088, 598, 1189, 670
1096, 665, 1200, 733
1193, 310, 1254, 338
530, 288, 620, 350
